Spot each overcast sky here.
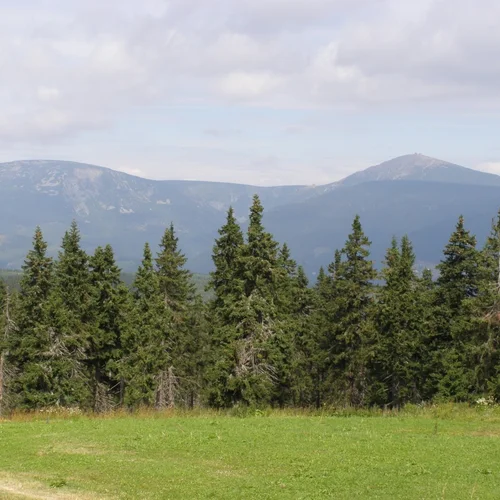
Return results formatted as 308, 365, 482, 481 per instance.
1, 0, 499, 185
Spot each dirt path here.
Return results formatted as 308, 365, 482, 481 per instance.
0, 476, 103, 500
0, 481, 59, 499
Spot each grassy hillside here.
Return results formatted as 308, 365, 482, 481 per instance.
1, 406, 499, 499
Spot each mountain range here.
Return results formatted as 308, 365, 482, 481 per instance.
1, 153, 499, 275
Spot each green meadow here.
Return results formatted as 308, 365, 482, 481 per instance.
1, 406, 500, 499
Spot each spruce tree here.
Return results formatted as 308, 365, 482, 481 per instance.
372, 236, 424, 407
9, 227, 58, 408
88, 245, 129, 411
205, 207, 246, 406
288, 265, 318, 407
208, 206, 244, 311
272, 243, 300, 407
155, 223, 203, 406
305, 266, 333, 408
329, 215, 377, 406
436, 216, 480, 310
9, 226, 87, 408
122, 243, 171, 407
452, 212, 500, 399
182, 294, 208, 408
156, 223, 195, 313
434, 215, 481, 399
52, 220, 94, 406
207, 196, 283, 407
233, 195, 284, 406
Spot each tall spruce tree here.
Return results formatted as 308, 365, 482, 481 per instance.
434, 215, 481, 399
182, 294, 208, 408
10, 226, 86, 407
52, 221, 94, 406
415, 267, 438, 401
372, 236, 425, 407
207, 196, 283, 407
88, 245, 129, 411
206, 207, 245, 406
9, 227, 56, 407
451, 212, 500, 399
306, 266, 334, 407
328, 215, 377, 406
287, 265, 318, 407
272, 243, 300, 407
122, 243, 172, 408
234, 195, 284, 406
156, 223, 203, 407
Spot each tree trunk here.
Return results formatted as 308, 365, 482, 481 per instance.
0, 290, 11, 416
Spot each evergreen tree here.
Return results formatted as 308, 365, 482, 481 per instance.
328, 215, 377, 406
122, 243, 172, 407
156, 223, 195, 313
88, 245, 129, 411
433, 216, 481, 399
413, 267, 438, 401
155, 224, 203, 406
233, 195, 284, 406
271, 243, 300, 407
9, 227, 56, 408
305, 266, 333, 408
205, 208, 246, 406
52, 220, 94, 406
436, 216, 480, 311
56, 221, 94, 319
287, 265, 319, 407
207, 196, 283, 407
10, 226, 87, 408
451, 212, 500, 399
372, 236, 425, 407
182, 294, 208, 408
478, 213, 500, 398
208, 206, 244, 311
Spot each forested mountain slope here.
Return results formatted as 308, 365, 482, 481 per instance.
1, 154, 498, 273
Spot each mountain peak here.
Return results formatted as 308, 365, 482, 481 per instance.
338, 154, 500, 187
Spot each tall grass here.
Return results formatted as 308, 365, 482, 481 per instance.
3, 402, 500, 423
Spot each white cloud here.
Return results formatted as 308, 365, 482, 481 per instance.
217, 72, 284, 99
0, 0, 499, 146
119, 167, 146, 177
37, 86, 60, 102
475, 162, 500, 175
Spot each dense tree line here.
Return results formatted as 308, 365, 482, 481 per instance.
1, 195, 500, 413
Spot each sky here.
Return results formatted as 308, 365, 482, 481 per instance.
1, 0, 500, 186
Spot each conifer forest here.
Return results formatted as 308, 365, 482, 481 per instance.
1, 194, 500, 414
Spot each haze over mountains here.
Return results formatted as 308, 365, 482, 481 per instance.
1, 153, 499, 274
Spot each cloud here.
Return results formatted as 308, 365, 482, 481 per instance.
118, 166, 146, 177
217, 72, 284, 100
475, 162, 500, 175
37, 86, 60, 102
204, 128, 242, 138
0, 0, 498, 146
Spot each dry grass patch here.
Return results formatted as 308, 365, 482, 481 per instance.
0, 473, 105, 500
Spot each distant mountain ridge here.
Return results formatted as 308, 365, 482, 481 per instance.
337, 154, 500, 187
1, 154, 499, 274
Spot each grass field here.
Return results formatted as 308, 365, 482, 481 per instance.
1, 406, 500, 499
